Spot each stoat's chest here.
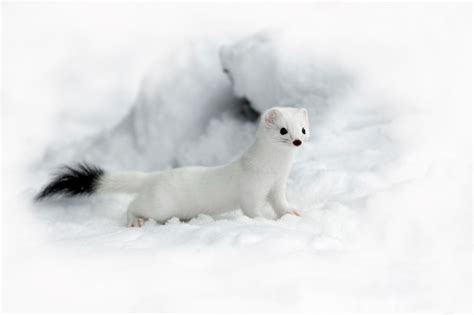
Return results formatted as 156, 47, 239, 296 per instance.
243, 146, 294, 169
240, 154, 293, 183
237, 161, 289, 199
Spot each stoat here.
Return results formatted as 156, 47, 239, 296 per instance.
36, 107, 310, 227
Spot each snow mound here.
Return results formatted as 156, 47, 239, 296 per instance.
42, 41, 249, 171
4, 3, 470, 312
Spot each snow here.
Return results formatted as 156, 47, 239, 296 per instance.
2, 2, 471, 312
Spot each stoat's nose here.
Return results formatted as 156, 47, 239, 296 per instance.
293, 140, 302, 146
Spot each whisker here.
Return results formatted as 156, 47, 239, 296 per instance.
273, 139, 290, 144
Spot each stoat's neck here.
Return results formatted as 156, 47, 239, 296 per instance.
242, 136, 296, 173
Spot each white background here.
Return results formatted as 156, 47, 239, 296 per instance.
1, 1, 472, 312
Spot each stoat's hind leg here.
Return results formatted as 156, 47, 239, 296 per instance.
127, 212, 146, 228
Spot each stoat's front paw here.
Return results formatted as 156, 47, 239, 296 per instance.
289, 209, 302, 217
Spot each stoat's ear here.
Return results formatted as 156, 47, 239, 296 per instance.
300, 108, 309, 124
264, 108, 281, 125
299, 107, 308, 117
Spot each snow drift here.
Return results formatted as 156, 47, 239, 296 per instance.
3, 2, 471, 312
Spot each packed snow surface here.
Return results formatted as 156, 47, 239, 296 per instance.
2, 2, 471, 312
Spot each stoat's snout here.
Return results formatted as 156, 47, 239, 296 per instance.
292, 139, 302, 146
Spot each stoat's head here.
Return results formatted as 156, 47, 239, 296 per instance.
259, 107, 310, 148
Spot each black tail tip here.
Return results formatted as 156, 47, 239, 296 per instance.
35, 162, 105, 201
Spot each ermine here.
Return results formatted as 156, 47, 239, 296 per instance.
36, 107, 310, 227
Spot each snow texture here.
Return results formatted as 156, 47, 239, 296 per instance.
2, 2, 471, 312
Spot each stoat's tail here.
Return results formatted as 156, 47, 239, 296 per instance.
35, 162, 148, 200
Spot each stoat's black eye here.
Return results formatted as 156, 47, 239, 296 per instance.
280, 128, 288, 135
302, 128, 306, 135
